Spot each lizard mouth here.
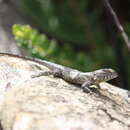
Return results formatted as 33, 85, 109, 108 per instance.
112, 72, 118, 78
106, 72, 118, 80
103, 69, 118, 81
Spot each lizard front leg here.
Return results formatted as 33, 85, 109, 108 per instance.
81, 81, 94, 93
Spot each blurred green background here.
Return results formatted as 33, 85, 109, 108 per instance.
12, 0, 130, 90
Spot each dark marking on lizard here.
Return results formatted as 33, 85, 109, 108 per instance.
0, 52, 118, 92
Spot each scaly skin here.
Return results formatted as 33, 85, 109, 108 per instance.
32, 67, 118, 91
0, 52, 118, 92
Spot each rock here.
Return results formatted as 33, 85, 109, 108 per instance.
0, 54, 130, 130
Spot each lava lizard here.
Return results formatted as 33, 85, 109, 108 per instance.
0, 52, 118, 92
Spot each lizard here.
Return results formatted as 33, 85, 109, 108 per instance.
0, 52, 118, 92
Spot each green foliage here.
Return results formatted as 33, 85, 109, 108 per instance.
13, 24, 56, 57
13, 24, 116, 72
15, 0, 117, 68
12, 0, 117, 72
13, 24, 93, 71
17, 0, 101, 44
12, 0, 130, 88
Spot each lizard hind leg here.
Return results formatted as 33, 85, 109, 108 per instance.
52, 68, 62, 77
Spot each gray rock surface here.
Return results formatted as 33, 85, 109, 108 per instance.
0, 54, 130, 130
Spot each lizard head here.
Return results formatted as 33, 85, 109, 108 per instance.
93, 68, 118, 83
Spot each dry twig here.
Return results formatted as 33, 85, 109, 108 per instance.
103, 0, 130, 52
